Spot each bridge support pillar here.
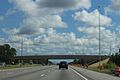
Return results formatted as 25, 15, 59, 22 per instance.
45, 59, 48, 65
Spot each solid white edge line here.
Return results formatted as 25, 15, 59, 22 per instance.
70, 68, 88, 80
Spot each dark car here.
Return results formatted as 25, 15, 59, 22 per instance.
59, 61, 68, 69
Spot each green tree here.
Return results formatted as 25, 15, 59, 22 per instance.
110, 52, 120, 66
0, 44, 17, 64
10, 48, 17, 57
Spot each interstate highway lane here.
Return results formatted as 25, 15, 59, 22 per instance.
0, 66, 89, 80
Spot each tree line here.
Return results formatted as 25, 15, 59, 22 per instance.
110, 52, 120, 67
0, 44, 17, 64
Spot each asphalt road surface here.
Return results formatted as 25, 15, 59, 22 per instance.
0, 66, 120, 80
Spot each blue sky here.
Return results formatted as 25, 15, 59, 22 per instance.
0, 0, 120, 56
0, 0, 112, 32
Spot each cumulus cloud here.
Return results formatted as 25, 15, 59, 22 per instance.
9, 0, 68, 35
105, 0, 120, 15
7, 35, 24, 43
9, 0, 39, 16
78, 27, 99, 34
3, 26, 45, 35
74, 10, 112, 27
15, 15, 67, 35
9, 0, 91, 35
37, 0, 91, 9
18, 26, 45, 35
23, 15, 67, 28
35, 29, 76, 44
78, 27, 112, 39
6, 0, 118, 55
2, 28, 19, 35
115, 26, 120, 50
4, 26, 118, 55
77, 26, 117, 54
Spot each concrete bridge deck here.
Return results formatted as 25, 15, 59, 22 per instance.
14, 55, 109, 60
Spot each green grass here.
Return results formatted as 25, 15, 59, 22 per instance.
88, 62, 117, 74
88, 67, 112, 74
0, 64, 41, 70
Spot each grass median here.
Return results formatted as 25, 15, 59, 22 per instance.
0, 64, 41, 70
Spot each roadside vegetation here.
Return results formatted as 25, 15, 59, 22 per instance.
109, 52, 120, 66
88, 51, 120, 74
0, 63, 41, 70
0, 44, 16, 64
71, 50, 120, 75
88, 62, 117, 74
0, 44, 47, 70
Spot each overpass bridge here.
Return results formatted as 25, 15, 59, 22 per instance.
14, 55, 109, 60
14, 55, 110, 64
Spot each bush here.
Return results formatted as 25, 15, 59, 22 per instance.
104, 62, 117, 69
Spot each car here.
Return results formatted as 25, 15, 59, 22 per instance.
59, 61, 68, 69
115, 67, 120, 76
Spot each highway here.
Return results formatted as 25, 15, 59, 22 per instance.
0, 66, 120, 80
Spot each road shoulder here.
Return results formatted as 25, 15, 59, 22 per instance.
70, 66, 120, 80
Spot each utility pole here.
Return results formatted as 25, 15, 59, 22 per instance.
20, 36, 24, 66
109, 38, 112, 56
21, 41, 23, 57
98, 5, 101, 69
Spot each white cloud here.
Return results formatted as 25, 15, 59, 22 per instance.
0, 38, 5, 45
75, 38, 89, 45
7, 35, 24, 43
77, 26, 117, 54
116, 26, 120, 34
105, 0, 120, 15
74, 10, 112, 27
34, 29, 77, 47
78, 27, 99, 34
16, 14, 67, 35
2, 28, 19, 35
9, 0, 68, 35
37, 0, 91, 9
78, 26, 112, 39
8, 0, 92, 35
5, 8, 17, 16
4, 26, 118, 55
23, 15, 67, 28
9, 0, 39, 16
24, 39, 34, 45
115, 25, 120, 48
6, 0, 119, 55
34, 34, 49, 44
18, 26, 45, 35
77, 0, 91, 9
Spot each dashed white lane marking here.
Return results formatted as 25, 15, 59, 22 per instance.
70, 68, 88, 80
41, 74, 45, 77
